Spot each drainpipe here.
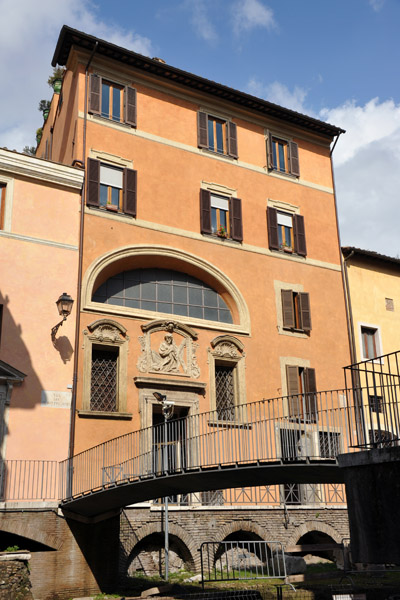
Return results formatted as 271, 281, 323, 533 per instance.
329, 133, 357, 368
68, 42, 98, 468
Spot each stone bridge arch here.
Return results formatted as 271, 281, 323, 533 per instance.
121, 517, 198, 576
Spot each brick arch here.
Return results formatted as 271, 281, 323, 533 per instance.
0, 520, 59, 550
287, 520, 342, 547
123, 520, 198, 572
215, 520, 270, 544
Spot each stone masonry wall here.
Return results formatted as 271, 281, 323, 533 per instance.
120, 506, 350, 577
0, 559, 33, 600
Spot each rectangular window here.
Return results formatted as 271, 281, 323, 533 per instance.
197, 112, 238, 158
101, 80, 123, 122
368, 395, 383, 414
90, 346, 119, 412
277, 211, 294, 250
286, 365, 317, 421
267, 207, 306, 256
0, 184, 5, 230
281, 290, 311, 332
211, 194, 230, 237
200, 189, 243, 242
267, 132, 300, 176
86, 158, 137, 217
361, 326, 380, 359
89, 74, 137, 127
215, 364, 236, 421
100, 164, 123, 211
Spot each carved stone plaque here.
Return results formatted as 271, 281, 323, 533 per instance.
137, 320, 200, 379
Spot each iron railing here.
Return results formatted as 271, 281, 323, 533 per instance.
152, 483, 346, 507
60, 386, 386, 501
344, 350, 400, 448
0, 460, 59, 501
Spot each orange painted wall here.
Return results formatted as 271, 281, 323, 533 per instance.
47, 49, 350, 455
0, 162, 82, 462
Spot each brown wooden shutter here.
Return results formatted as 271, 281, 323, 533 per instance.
227, 122, 238, 158
293, 214, 307, 256
89, 74, 101, 115
86, 158, 100, 207
286, 365, 300, 417
197, 112, 208, 149
124, 86, 137, 127
123, 168, 137, 217
200, 189, 212, 234
289, 141, 300, 176
229, 197, 243, 242
299, 292, 312, 331
281, 290, 295, 328
266, 131, 274, 169
267, 207, 279, 250
304, 367, 317, 420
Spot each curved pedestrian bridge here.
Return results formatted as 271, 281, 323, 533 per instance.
59, 389, 385, 517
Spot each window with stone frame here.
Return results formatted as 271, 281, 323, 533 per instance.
197, 111, 238, 158
90, 345, 119, 412
215, 363, 236, 421
88, 73, 137, 126
81, 319, 130, 418
208, 336, 246, 422
86, 158, 137, 216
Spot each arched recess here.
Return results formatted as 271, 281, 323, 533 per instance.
212, 522, 271, 569
82, 245, 250, 334
288, 521, 344, 565
122, 520, 197, 576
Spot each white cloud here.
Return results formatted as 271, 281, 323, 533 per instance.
231, 0, 276, 35
185, 0, 218, 42
247, 78, 310, 114
320, 98, 400, 166
322, 99, 400, 258
0, 0, 153, 151
369, 0, 385, 12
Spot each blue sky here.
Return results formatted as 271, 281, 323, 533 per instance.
1, 0, 399, 257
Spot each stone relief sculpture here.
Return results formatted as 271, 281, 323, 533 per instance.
137, 320, 200, 378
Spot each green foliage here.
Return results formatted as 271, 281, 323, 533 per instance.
47, 67, 64, 87
38, 99, 51, 114
4, 545, 19, 552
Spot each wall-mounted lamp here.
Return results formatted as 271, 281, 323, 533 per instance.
51, 292, 74, 341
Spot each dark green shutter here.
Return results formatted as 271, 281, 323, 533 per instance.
281, 290, 295, 328
229, 197, 243, 242
227, 122, 238, 158
86, 158, 100, 207
124, 87, 137, 127
286, 365, 300, 416
89, 74, 101, 115
299, 293, 311, 331
267, 207, 279, 250
289, 141, 300, 176
266, 131, 274, 170
198, 112, 208, 149
294, 214, 307, 256
123, 168, 137, 216
200, 189, 212, 234
304, 368, 317, 420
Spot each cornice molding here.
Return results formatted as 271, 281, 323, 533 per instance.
0, 150, 84, 190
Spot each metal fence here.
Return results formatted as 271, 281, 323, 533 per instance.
60, 386, 383, 501
153, 483, 346, 507
199, 540, 288, 586
344, 350, 400, 449
0, 460, 59, 501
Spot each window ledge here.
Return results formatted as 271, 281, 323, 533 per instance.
90, 113, 135, 129
78, 410, 133, 419
199, 148, 236, 161
88, 206, 134, 220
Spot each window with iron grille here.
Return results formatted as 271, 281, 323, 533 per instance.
319, 432, 341, 458
90, 346, 118, 412
215, 364, 235, 421
368, 394, 383, 413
